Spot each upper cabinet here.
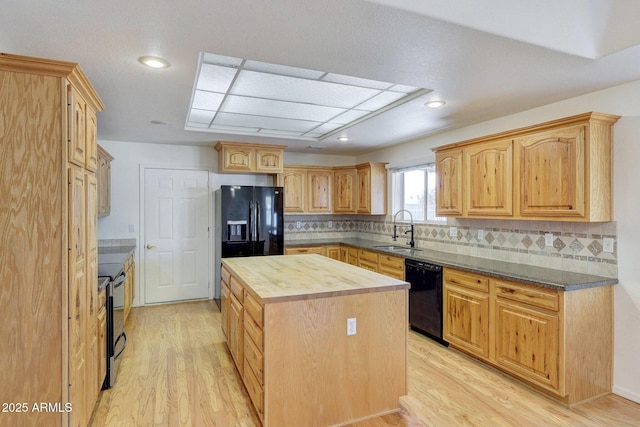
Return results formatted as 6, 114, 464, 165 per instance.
433, 112, 619, 222
278, 163, 387, 215
356, 162, 387, 215
333, 167, 357, 214
435, 149, 463, 216
97, 145, 113, 217
215, 141, 286, 174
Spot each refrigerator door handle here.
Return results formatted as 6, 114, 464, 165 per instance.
255, 200, 260, 242
248, 200, 253, 242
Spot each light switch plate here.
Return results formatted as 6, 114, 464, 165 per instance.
328, 220, 333, 229
449, 226, 458, 237
296, 221, 301, 229
545, 233, 554, 246
477, 229, 484, 240
603, 237, 614, 253
347, 318, 356, 336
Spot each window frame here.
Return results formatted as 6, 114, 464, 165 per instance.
391, 164, 445, 224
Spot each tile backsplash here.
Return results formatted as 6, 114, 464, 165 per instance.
284, 215, 617, 278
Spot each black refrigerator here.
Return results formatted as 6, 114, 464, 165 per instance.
214, 185, 284, 305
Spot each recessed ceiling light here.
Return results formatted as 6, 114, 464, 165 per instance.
337, 136, 350, 142
425, 100, 446, 108
138, 56, 171, 69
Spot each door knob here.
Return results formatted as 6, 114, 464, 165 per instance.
146, 244, 156, 249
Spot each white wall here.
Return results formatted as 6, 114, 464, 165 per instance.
358, 79, 640, 403
97, 140, 270, 307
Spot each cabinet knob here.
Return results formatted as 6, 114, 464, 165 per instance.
146, 244, 156, 250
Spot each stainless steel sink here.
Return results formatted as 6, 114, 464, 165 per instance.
373, 245, 422, 254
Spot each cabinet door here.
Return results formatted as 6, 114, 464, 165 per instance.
356, 165, 371, 213
333, 168, 356, 213
284, 246, 325, 255
465, 140, 513, 216
221, 281, 230, 339
97, 306, 107, 390
515, 126, 585, 218
347, 247, 359, 266
86, 107, 98, 172
307, 169, 332, 213
229, 293, 244, 375
68, 167, 86, 427
281, 169, 305, 213
221, 146, 254, 172
443, 283, 490, 360
255, 148, 283, 173
68, 87, 87, 169
436, 149, 463, 216
495, 298, 560, 392
325, 245, 341, 260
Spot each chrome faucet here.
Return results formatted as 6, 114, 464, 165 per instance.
392, 209, 415, 248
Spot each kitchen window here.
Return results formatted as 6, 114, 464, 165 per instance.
391, 164, 445, 223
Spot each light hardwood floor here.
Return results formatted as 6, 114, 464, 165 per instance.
90, 301, 640, 427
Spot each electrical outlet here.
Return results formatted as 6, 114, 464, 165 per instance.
296, 221, 302, 229
449, 226, 458, 237
603, 237, 614, 253
328, 220, 333, 229
477, 229, 484, 240
545, 233, 554, 246
347, 318, 357, 336
128, 224, 134, 233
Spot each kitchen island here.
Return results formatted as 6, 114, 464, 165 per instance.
220, 254, 409, 427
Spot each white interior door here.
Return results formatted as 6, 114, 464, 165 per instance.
144, 168, 210, 304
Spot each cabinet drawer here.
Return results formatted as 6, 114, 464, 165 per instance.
229, 276, 244, 303
495, 279, 559, 311
221, 265, 231, 284
244, 313, 263, 348
244, 332, 264, 384
359, 260, 378, 272
347, 247, 359, 266
244, 290, 263, 326
243, 359, 264, 414
379, 254, 404, 273
378, 266, 404, 281
444, 268, 489, 293
358, 249, 378, 264
285, 246, 324, 255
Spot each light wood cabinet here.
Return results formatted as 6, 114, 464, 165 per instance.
97, 145, 113, 217
515, 125, 584, 218
434, 112, 619, 221
357, 248, 379, 272
325, 245, 342, 260
377, 253, 405, 280
279, 168, 306, 213
279, 166, 332, 214
0, 53, 104, 427
229, 292, 244, 375
307, 168, 333, 213
435, 148, 463, 216
123, 252, 135, 325
464, 139, 513, 216
333, 167, 357, 213
356, 162, 387, 214
215, 141, 286, 174
443, 269, 490, 360
443, 267, 613, 405
284, 246, 326, 256
97, 289, 107, 392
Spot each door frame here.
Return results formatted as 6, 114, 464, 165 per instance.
139, 165, 213, 306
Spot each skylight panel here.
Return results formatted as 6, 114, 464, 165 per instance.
222, 95, 346, 122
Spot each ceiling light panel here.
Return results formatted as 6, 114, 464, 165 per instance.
222, 95, 346, 122
230, 70, 380, 109
196, 64, 237, 93
213, 112, 320, 133
185, 52, 432, 140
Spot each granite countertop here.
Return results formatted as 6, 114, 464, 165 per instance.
97, 245, 136, 280
222, 254, 409, 304
285, 238, 618, 291
98, 277, 109, 292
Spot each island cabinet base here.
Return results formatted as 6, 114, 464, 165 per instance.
263, 290, 408, 427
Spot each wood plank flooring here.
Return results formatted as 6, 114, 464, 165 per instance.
89, 300, 640, 427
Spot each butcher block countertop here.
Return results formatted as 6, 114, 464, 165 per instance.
221, 254, 409, 304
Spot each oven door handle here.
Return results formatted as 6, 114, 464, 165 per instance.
113, 270, 127, 288
114, 332, 128, 359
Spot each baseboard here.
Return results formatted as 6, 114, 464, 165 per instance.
613, 386, 640, 404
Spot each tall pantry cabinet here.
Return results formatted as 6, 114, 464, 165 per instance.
0, 53, 104, 427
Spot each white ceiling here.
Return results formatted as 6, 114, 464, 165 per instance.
3, 0, 640, 155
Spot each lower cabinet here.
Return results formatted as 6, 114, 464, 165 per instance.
221, 266, 265, 421
284, 246, 325, 256
123, 252, 135, 325
443, 267, 612, 405
97, 292, 107, 391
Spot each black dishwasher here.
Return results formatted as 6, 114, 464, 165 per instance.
405, 259, 448, 346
